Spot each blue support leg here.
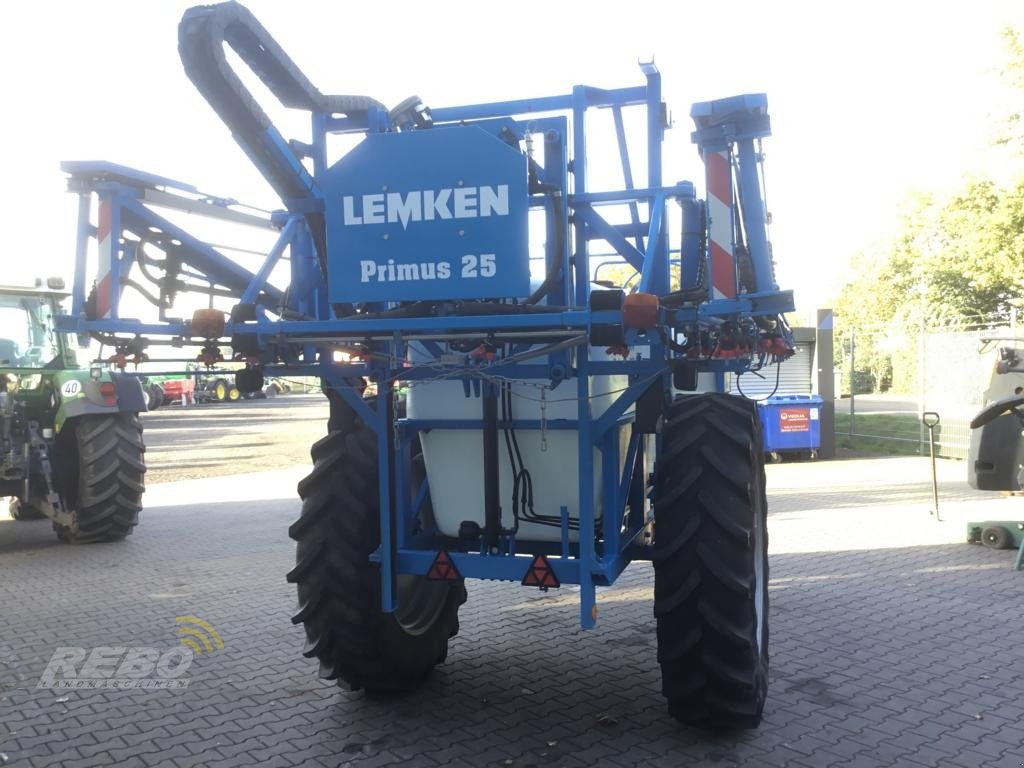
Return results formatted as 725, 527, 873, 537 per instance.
572, 86, 589, 308
576, 348, 597, 629
580, 568, 596, 630
377, 385, 397, 612
560, 505, 570, 560
602, 425, 622, 564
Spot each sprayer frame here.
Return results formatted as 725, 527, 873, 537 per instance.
58, 64, 793, 629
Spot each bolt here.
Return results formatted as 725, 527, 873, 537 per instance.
383, 234, 389, 240
457, 180, 464, 187
458, 229, 465, 237
382, 185, 388, 191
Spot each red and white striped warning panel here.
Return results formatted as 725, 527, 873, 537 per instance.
94, 199, 114, 319
704, 149, 736, 300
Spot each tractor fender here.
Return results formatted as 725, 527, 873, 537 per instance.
110, 372, 148, 412
55, 372, 147, 433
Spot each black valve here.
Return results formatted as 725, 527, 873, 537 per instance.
389, 96, 433, 131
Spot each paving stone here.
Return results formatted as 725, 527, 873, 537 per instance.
3, 455, 1024, 767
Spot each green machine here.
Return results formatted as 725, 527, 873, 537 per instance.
0, 280, 147, 542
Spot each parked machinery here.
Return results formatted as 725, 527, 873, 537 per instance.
1, 281, 146, 541
57, 2, 795, 726
966, 345, 1024, 557
969, 341, 1024, 493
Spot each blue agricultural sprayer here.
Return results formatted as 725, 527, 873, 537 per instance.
57, 2, 795, 727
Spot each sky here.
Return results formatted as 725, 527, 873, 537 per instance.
1, 0, 1021, 318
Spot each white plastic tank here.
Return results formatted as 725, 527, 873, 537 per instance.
407, 345, 633, 543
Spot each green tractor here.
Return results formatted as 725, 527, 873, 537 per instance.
1, 281, 147, 542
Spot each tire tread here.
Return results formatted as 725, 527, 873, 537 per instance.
289, 409, 465, 692
653, 393, 769, 729
57, 413, 146, 543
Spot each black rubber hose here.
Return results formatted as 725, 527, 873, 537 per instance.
121, 278, 166, 309
501, 384, 521, 535
178, 2, 385, 272
525, 192, 565, 306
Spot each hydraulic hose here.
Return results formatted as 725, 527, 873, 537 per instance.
178, 2, 386, 270
524, 191, 565, 306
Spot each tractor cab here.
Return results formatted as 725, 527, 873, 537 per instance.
0, 282, 76, 374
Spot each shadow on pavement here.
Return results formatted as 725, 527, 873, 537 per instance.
3, 494, 1023, 767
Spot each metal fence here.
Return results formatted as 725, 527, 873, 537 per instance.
834, 323, 1019, 459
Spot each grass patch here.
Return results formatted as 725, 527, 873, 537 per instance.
834, 412, 924, 456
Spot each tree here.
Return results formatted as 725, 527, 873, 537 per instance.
837, 181, 1024, 309
995, 27, 1024, 153
833, 26, 1024, 394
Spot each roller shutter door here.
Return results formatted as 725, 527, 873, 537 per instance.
729, 342, 813, 397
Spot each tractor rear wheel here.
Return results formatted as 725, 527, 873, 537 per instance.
53, 414, 146, 543
653, 393, 769, 729
288, 400, 465, 692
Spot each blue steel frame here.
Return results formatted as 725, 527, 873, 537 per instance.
58, 66, 794, 629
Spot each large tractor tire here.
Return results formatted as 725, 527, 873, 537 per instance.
53, 414, 146, 543
653, 393, 769, 729
288, 400, 465, 692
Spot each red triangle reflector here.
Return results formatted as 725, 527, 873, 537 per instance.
521, 555, 560, 589
426, 550, 461, 581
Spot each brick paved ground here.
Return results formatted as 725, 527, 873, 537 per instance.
2, 456, 1023, 767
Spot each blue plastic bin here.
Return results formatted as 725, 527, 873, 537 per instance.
758, 395, 823, 454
